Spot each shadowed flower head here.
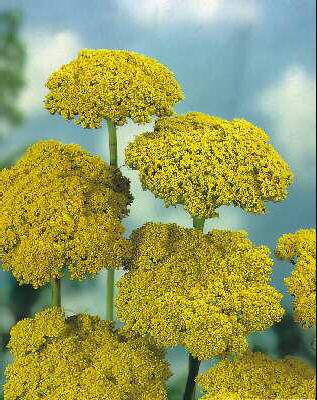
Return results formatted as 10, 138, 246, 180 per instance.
116, 222, 284, 360
125, 112, 294, 219
275, 228, 316, 327
4, 308, 170, 400
0, 140, 133, 288
44, 49, 184, 128
196, 352, 316, 400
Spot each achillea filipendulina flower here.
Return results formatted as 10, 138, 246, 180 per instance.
200, 393, 242, 400
0, 140, 133, 288
125, 112, 293, 219
275, 228, 316, 327
116, 222, 284, 360
196, 352, 316, 400
44, 49, 183, 128
4, 308, 170, 400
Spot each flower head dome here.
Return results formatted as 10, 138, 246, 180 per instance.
196, 352, 316, 400
4, 308, 170, 400
125, 112, 294, 219
275, 228, 316, 327
0, 140, 133, 288
44, 49, 184, 128
116, 222, 284, 360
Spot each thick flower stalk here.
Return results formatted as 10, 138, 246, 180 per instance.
116, 222, 284, 360
125, 112, 294, 219
44, 49, 184, 128
0, 140, 132, 289
196, 352, 316, 399
275, 228, 316, 328
4, 308, 170, 400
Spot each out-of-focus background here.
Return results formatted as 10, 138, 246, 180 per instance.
0, 1, 315, 398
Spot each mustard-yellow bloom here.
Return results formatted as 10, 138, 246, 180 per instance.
196, 352, 316, 400
200, 392, 242, 400
0, 140, 133, 288
44, 49, 184, 128
275, 228, 316, 327
125, 112, 294, 219
4, 308, 170, 400
116, 222, 284, 360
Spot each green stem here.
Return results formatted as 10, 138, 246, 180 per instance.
105, 118, 118, 321
106, 118, 118, 167
192, 216, 205, 232
183, 353, 201, 400
51, 278, 61, 307
182, 215, 205, 400
106, 269, 115, 321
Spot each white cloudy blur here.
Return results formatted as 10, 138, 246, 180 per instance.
118, 0, 261, 26
18, 30, 81, 114
259, 65, 316, 185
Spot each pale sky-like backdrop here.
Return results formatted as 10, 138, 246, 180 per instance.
0, 0, 316, 383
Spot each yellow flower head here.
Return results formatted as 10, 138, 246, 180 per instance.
116, 222, 284, 360
44, 49, 184, 128
4, 308, 170, 400
275, 228, 316, 327
196, 352, 316, 400
200, 392, 242, 400
0, 140, 133, 288
125, 112, 294, 219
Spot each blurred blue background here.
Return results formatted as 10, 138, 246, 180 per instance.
0, 1, 316, 398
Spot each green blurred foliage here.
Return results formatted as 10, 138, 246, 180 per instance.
0, 9, 25, 141
167, 377, 185, 400
273, 313, 316, 365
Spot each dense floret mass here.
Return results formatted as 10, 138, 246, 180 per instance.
196, 352, 316, 400
275, 228, 316, 327
4, 308, 170, 400
0, 140, 133, 287
200, 394, 241, 400
44, 49, 183, 128
116, 223, 284, 360
125, 112, 293, 219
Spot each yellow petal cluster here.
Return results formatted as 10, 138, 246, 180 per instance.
116, 222, 284, 360
275, 228, 316, 327
44, 49, 184, 128
0, 140, 133, 288
200, 393, 242, 400
4, 308, 170, 400
125, 112, 293, 219
196, 352, 316, 400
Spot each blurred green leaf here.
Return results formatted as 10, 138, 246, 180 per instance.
0, 9, 25, 137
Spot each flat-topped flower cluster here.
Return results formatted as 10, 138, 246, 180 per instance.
196, 352, 316, 400
117, 222, 284, 360
275, 228, 316, 327
125, 112, 294, 218
5, 308, 170, 400
0, 140, 132, 287
45, 49, 184, 128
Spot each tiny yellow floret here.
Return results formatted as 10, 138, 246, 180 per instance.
196, 352, 316, 400
4, 308, 170, 400
44, 49, 184, 128
0, 140, 133, 288
275, 228, 316, 327
125, 112, 294, 219
116, 222, 284, 360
